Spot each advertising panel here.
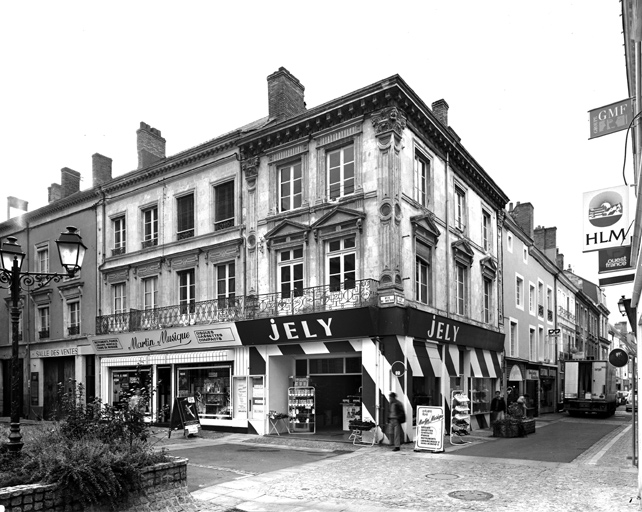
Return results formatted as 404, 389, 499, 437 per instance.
588, 98, 633, 139
89, 323, 240, 355
598, 245, 633, 273
582, 185, 630, 252
414, 406, 445, 452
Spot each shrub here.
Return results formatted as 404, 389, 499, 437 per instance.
0, 370, 171, 508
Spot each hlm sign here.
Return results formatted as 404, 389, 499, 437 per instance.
583, 185, 630, 253
589, 98, 633, 139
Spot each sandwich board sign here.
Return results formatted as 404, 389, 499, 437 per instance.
169, 396, 201, 438
414, 406, 445, 452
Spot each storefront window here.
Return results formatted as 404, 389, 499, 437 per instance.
178, 365, 231, 419
112, 368, 151, 412
412, 376, 440, 408
470, 377, 492, 414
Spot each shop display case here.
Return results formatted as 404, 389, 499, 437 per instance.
288, 386, 315, 433
450, 389, 471, 445
469, 378, 491, 415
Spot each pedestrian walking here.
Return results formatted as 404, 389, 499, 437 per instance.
490, 390, 506, 422
387, 392, 405, 451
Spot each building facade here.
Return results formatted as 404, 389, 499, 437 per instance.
90, 68, 509, 439
502, 203, 559, 416
0, 166, 103, 420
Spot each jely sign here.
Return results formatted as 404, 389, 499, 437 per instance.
589, 98, 633, 139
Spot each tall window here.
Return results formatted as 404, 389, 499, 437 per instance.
177, 194, 194, 240
178, 269, 196, 314
327, 237, 356, 291
279, 162, 302, 212
142, 206, 158, 247
216, 262, 236, 305
278, 248, 303, 298
37, 247, 49, 273
414, 153, 430, 207
455, 263, 468, 315
113, 216, 126, 255
113, 283, 127, 314
529, 284, 536, 314
454, 185, 466, 231
68, 301, 80, 336
538, 281, 544, 317
142, 276, 158, 310
510, 321, 518, 357
547, 288, 553, 321
482, 210, 491, 252
529, 328, 536, 361
416, 256, 430, 304
516, 276, 524, 307
483, 277, 492, 323
214, 181, 235, 231
539, 326, 545, 361
38, 306, 49, 338
327, 145, 355, 199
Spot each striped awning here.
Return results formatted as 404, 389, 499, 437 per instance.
444, 344, 461, 377
409, 341, 442, 378
470, 348, 502, 378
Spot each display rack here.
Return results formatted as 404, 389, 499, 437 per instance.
450, 389, 471, 445
288, 386, 315, 433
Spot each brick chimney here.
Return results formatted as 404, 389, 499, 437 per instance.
534, 225, 559, 265
510, 202, 534, 238
267, 67, 305, 122
61, 167, 81, 198
137, 122, 166, 170
92, 153, 112, 187
48, 183, 62, 203
432, 99, 449, 126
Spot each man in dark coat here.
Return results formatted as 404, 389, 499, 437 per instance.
490, 390, 506, 422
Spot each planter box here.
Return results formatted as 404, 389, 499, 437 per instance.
0, 457, 188, 512
522, 418, 536, 435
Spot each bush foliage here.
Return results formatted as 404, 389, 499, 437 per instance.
0, 370, 170, 509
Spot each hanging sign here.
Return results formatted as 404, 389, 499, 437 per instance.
414, 406, 445, 452
588, 98, 633, 139
582, 185, 630, 253
169, 396, 201, 438
609, 348, 629, 368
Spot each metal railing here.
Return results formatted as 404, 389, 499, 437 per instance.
96, 278, 379, 334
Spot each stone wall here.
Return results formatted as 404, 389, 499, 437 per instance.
0, 457, 188, 512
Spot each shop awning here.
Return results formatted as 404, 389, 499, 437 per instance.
470, 348, 502, 378
444, 344, 461, 377
410, 341, 442, 378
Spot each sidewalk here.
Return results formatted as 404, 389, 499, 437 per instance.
186, 415, 639, 512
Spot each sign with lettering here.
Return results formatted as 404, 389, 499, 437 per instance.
583, 185, 630, 253
414, 406, 444, 452
589, 98, 633, 139
89, 323, 240, 355
234, 307, 376, 346
407, 309, 504, 352
598, 245, 633, 273
31, 347, 79, 358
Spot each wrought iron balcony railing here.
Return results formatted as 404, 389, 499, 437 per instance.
547, 309, 553, 322
96, 278, 379, 335
141, 238, 158, 249
39, 329, 49, 339
538, 304, 544, 317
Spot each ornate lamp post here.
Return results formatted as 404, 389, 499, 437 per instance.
0, 226, 86, 452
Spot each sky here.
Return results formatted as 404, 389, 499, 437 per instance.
0, 0, 634, 327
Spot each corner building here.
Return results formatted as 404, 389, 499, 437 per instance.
91, 68, 509, 441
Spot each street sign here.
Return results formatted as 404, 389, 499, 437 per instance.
589, 98, 633, 139
609, 348, 629, 368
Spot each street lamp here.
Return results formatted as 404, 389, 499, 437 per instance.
0, 226, 86, 453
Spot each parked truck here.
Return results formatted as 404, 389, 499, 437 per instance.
563, 359, 617, 417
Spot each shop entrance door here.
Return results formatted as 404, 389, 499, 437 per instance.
43, 357, 75, 420
156, 366, 171, 424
